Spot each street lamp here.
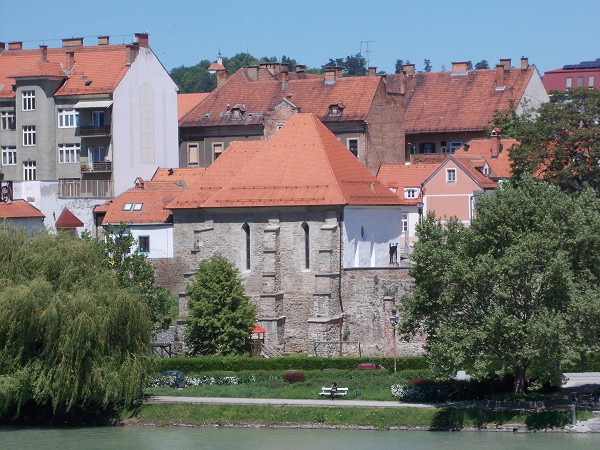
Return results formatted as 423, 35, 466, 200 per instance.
389, 308, 399, 373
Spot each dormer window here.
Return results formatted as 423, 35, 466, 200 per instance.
231, 104, 246, 120
328, 101, 345, 117
404, 188, 419, 199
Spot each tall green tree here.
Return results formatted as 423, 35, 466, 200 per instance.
423, 59, 432, 72
101, 223, 176, 330
475, 59, 490, 69
0, 228, 151, 418
509, 88, 600, 193
400, 176, 600, 395
395, 59, 404, 74
185, 254, 256, 355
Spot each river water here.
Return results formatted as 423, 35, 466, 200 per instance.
0, 426, 598, 449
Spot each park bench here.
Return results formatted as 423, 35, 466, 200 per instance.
319, 386, 348, 397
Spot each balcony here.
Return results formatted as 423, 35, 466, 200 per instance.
79, 125, 111, 137
59, 179, 113, 198
81, 161, 112, 173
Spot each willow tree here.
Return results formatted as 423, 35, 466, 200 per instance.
401, 177, 600, 395
0, 228, 152, 418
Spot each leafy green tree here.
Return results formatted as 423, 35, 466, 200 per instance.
101, 223, 176, 330
185, 253, 256, 355
509, 88, 600, 193
423, 59, 432, 72
466, 60, 473, 70
170, 60, 216, 93
475, 59, 490, 69
0, 228, 151, 418
395, 59, 404, 74
400, 176, 600, 395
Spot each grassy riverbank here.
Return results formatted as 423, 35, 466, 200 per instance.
126, 404, 594, 431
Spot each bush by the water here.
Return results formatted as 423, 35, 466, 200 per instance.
155, 355, 427, 373
391, 377, 515, 402
283, 372, 305, 383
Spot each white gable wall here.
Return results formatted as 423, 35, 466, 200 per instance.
112, 48, 179, 196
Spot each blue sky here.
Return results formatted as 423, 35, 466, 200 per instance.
2, 0, 599, 75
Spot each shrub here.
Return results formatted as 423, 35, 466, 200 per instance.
283, 372, 305, 383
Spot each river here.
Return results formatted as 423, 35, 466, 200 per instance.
0, 426, 598, 449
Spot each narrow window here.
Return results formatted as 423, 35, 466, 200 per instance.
446, 168, 456, 183
213, 142, 224, 161
566, 77, 573, 88
243, 223, 250, 270
22, 90, 35, 111
188, 143, 199, 165
589, 76, 595, 88
138, 236, 150, 253
1, 111, 16, 130
92, 111, 104, 126
23, 126, 36, 146
23, 161, 36, 180
302, 222, 310, 269
347, 138, 359, 157
577, 76, 584, 88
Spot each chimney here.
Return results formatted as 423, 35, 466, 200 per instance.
279, 62, 289, 73
324, 67, 336, 84
368, 67, 377, 77
296, 64, 306, 80
66, 51, 75, 69
134, 33, 149, 48
520, 57, 529, 70
402, 64, 415, 77
0, 43, 5, 55
8, 42, 23, 51
490, 129, 502, 158
495, 64, 505, 90
39, 45, 47, 63
451, 61, 469, 74
335, 66, 343, 79
399, 71, 407, 95
98, 36, 110, 45
216, 67, 228, 88
62, 37, 83, 47
247, 65, 258, 81
500, 58, 511, 71
260, 62, 276, 75
126, 44, 139, 65
280, 70, 288, 86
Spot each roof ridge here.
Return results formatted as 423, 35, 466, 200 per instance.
312, 115, 346, 203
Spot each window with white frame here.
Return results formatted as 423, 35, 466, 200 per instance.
138, 236, 150, 253
58, 109, 79, 128
404, 188, 419, 199
89, 146, 106, 163
446, 168, 456, 183
23, 161, 36, 180
1, 146, 17, 165
58, 144, 81, 163
347, 138, 359, 157
1, 111, 16, 130
188, 143, 199, 165
22, 90, 35, 111
589, 76, 596, 88
22, 126, 36, 146
401, 214, 408, 234
92, 111, 104, 126
566, 77, 573, 88
213, 142, 224, 161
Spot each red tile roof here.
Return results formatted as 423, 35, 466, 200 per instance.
151, 167, 206, 186
178, 93, 210, 119
0, 199, 44, 218
171, 114, 401, 209
55, 208, 84, 228
454, 137, 518, 179
377, 164, 438, 205
451, 156, 498, 189
387, 67, 537, 134
0, 44, 134, 98
179, 68, 382, 127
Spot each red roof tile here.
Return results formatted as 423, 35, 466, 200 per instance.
454, 137, 518, 178
387, 67, 536, 134
377, 164, 438, 205
179, 68, 381, 127
171, 114, 401, 209
0, 200, 44, 218
451, 156, 498, 189
151, 167, 206, 186
55, 208, 84, 228
178, 93, 210, 120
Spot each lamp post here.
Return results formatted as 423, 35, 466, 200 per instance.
389, 308, 399, 373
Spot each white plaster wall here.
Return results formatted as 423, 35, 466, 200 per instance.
343, 206, 407, 268
12, 180, 104, 236
112, 48, 179, 196
519, 70, 550, 115
123, 224, 173, 259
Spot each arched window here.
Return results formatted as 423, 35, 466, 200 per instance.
302, 222, 310, 269
242, 223, 250, 270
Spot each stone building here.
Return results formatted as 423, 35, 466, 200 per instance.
168, 113, 422, 356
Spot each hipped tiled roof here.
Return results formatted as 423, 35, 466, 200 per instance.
179, 68, 381, 127
377, 164, 438, 205
170, 113, 402, 209
454, 137, 518, 178
387, 67, 536, 134
0, 200, 44, 218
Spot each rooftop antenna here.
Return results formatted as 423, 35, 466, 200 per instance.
360, 40, 377, 69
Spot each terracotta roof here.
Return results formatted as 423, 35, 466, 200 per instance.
387, 67, 536, 134
151, 167, 206, 186
171, 114, 401, 209
95, 181, 187, 225
377, 164, 438, 205
0, 199, 44, 218
0, 44, 134, 98
178, 93, 210, 119
208, 61, 226, 72
55, 208, 84, 228
454, 137, 518, 178
179, 68, 381, 127
451, 156, 498, 189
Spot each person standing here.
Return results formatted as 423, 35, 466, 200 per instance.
330, 382, 337, 400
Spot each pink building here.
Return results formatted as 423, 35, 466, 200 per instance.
543, 59, 600, 92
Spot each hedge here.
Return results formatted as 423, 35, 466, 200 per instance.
153, 356, 428, 373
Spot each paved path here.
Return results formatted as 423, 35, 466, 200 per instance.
148, 396, 435, 409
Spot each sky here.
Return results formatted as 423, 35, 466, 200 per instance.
2, 0, 599, 76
